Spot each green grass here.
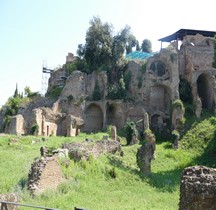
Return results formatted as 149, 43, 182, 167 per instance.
0, 115, 216, 210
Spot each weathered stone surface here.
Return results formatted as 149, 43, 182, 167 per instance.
3, 31, 216, 136
137, 130, 156, 175
66, 114, 84, 137
62, 139, 122, 161
179, 166, 216, 210
136, 142, 154, 176
0, 193, 19, 210
27, 157, 63, 195
172, 106, 184, 130
5, 114, 25, 135
110, 125, 117, 141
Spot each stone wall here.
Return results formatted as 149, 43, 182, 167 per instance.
28, 157, 63, 195
179, 166, 216, 210
5, 114, 25, 135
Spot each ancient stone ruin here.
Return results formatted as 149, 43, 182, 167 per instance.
136, 131, 156, 175
1, 29, 216, 136
179, 165, 216, 210
0, 193, 19, 210
62, 139, 122, 161
27, 156, 63, 195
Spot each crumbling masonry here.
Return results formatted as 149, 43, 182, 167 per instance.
1, 29, 216, 136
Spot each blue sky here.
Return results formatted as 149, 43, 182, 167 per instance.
0, 0, 215, 107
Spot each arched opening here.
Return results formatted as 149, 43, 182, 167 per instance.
84, 104, 103, 132
150, 60, 166, 76
106, 103, 117, 127
197, 74, 213, 110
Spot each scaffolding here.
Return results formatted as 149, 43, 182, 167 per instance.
41, 60, 54, 95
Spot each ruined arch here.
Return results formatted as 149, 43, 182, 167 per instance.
197, 73, 214, 110
150, 60, 166, 76
150, 85, 171, 113
84, 103, 103, 132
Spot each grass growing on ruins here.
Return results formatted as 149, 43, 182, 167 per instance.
0, 116, 216, 210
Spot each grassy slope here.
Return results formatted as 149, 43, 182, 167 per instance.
0, 115, 216, 210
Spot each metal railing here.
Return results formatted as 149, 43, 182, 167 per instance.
0, 201, 59, 210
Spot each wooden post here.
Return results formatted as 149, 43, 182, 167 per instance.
1, 203, 8, 210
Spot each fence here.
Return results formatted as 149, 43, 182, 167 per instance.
0, 201, 87, 210
0, 201, 59, 210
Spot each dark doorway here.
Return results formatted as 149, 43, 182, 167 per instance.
197, 74, 213, 110
84, 104, 103, 132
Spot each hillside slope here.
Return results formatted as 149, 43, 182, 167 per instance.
0, 116, 216, 210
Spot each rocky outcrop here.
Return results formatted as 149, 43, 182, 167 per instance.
179, 166, 216, 210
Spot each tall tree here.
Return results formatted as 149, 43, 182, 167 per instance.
136, 40, 141, 51
141, 39, 152, 53
84, 16, 114, 72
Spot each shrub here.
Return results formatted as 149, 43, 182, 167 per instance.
46, 86, 63, 99
124, 121, 138, 145
92, 80, 101, 101
141, 61, 147, 73
172, 99, 185, 112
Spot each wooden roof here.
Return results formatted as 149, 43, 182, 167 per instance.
158, 29, 216, 42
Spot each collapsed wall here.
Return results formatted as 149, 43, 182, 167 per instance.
28, 157, 63, 195
179, 166, 216, 210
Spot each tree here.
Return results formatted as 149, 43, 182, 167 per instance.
84, 16, 114, 72
13, 83, 19, 97
24, 86, 32, 97
141, 39, 152, 53
136, 40, 141, 51
126, 34, 137, 54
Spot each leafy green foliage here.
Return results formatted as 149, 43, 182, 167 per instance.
141, 39, 152, 53
82, 16, 114, 73
140, 61, 147, 73
46, 86, 63, 99
1, 123, 216, 209
124, 71, 132, 90
180, 117, 216, 153
172, 99, 185, 112
92, 80, 101, 101
76, 17, 136, 86
124, 121, 138, 145
179, 77, 193, 104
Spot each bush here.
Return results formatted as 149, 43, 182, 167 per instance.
124, 121, 138, 145
46, 86, 63, 99
92, 80, 101, 101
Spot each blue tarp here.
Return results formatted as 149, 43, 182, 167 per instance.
126, 51, 153, 60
